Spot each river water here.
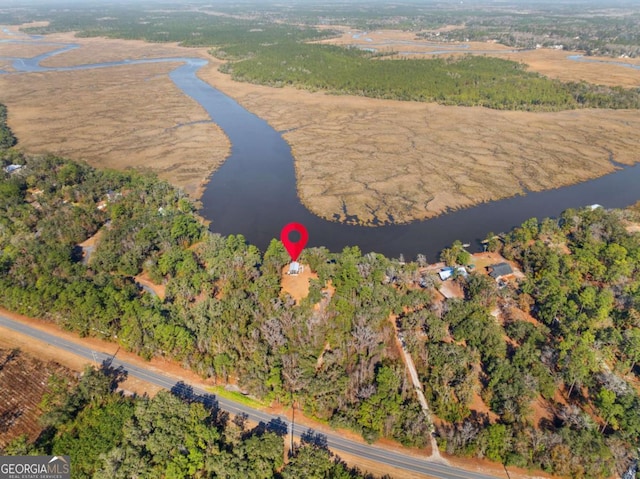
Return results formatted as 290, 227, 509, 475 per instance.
2, 33, 639, 260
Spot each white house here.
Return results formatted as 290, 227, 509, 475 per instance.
288, 261, 302, 275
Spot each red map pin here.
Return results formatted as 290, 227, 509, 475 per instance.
280, 223, 308, 262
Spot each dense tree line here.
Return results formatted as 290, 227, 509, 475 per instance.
0, 154, 430, 449
23, 8, 334, 48
0, 103, 17, 151
1, 365, 374, 479
1, 145, 639, 476
222, 45, 640, 111
397, 207, 640, 477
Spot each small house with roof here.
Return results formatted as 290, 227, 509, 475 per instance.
438, 266, 468, 281
488, 262, 513, 280
438, 267, 454, 281
288, 261, 302, 275
3, 164, 23, 174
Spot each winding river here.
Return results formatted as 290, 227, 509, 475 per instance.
2, 32, 640, 260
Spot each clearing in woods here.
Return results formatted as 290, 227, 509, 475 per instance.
0, 348, 75, 449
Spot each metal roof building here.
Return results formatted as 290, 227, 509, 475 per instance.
488, 262, 513, 279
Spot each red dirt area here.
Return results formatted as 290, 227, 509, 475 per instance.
438, 280, 465, 299
468, 390, 499, 423
508, 306, 543, 328
0, 348, 76, 449
280, 263, 317, 303
530, 395, 555, 428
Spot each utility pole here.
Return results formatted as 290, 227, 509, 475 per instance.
290, 390, 295, 455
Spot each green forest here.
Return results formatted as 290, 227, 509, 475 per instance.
0, 104, 17, 150
2, 365, 372, 479
21, 8, 335, 48
221, 46, 640, 111
1, 120, 639, 477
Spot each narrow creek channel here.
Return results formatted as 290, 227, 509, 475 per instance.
2, 32, 639, 260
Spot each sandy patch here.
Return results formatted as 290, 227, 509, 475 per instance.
0, 34, 230, 200
530, 395, 554, 428
508, 308, 543, 329
625, 223, 640, 233
468, 390, 499, 423
135, 272, 166, 301
280, 263, 317, 303
78, 228, 103, 248
438, 280, 464, 300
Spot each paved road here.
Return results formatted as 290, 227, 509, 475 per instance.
0, 314, 500, 479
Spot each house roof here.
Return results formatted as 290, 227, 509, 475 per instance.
288, 261, 300, 274
438, 269, 453, 281
488, 262, 513, 279
438, 266, 468, 281
4, 164, 23, 173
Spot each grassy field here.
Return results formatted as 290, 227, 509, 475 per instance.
199, 58, 640, 224
0, 30, 230, 200
208, 385, 265, 409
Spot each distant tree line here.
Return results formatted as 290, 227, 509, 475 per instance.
221, 45, 640, 111
427, 11, 640, 58
24, 8, 334, 48
0, 103, 17, 150
18, 3, 640, 112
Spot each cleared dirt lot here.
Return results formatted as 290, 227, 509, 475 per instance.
2, 26, 640, 224
0, 347, 75, 449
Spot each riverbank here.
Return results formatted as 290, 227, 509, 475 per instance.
198, 60, 640, 225
0, 28, 230, 200
2, 25, 640, 226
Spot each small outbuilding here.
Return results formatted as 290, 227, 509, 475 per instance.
3, 164, 23, 174
438, 267, 454, 281
288, 261, 301, 275
438, 266, 468, 281
488, 262, 513, 280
